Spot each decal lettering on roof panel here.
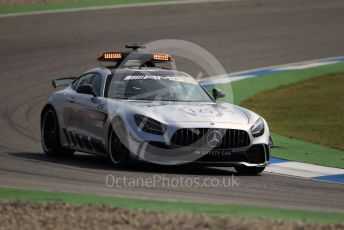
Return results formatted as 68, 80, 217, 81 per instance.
124, 75, 185, 82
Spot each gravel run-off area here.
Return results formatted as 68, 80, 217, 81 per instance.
0, 201, 343, 230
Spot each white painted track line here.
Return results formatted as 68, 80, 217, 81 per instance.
266, 162, 344, 178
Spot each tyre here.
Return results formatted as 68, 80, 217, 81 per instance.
108, 118, 130, 168
41, 107, 74, 157
234, 165, 265, 175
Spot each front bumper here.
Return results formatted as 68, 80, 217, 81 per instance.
126, 120, 270, 167
129, 139, 269, 166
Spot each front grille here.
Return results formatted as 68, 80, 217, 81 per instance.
171, 128, 250, 149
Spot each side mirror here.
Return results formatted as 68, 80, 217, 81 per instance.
77, 84, 96, 97
212, 88, 225, 101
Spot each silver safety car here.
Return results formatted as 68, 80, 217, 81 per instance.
41, 45, 271, 174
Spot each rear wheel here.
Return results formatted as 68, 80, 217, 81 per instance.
41, 107, 74, 157
108, 119, 130, 168
234, 165, 265, 175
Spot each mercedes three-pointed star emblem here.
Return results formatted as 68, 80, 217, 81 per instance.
207, 131, 222, 148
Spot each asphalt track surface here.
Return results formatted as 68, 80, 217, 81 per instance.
0, 0, 344, 212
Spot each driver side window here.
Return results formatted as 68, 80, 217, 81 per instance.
90, 74, 102, 96
72, 74, 94, 91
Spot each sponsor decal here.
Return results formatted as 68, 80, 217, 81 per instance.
195, 149, 232, 156
124, 75, 185, 82
182, 106, 221, 118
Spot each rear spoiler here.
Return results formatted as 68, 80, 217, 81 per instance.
52, 77, 77, 88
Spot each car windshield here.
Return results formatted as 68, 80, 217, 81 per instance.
107, 71, 213, 102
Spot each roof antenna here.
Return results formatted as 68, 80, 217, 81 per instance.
125, 44, 145, 52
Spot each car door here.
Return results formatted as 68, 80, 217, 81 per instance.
73, 73, 108, 154
61, 73, 94, 150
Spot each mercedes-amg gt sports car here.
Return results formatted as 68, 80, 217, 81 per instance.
41, 45, 271, 174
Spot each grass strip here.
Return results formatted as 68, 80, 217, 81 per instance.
243, 72, 344, 151
0, 187, 344, 224
211, 62, 344, 167
230, 62, 344, 105
0, 0, 173, 15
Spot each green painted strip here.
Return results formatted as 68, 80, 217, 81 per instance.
271, 133, 344, 168
0, 187, 343, 223
0, 0, 172, 15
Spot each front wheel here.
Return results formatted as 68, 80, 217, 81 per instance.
41, 107, 74, 157
108, 119, 130, 168
234, 165, 265, 175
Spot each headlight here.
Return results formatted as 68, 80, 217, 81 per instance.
251, 118, 265, 138
134, 114, 166, 135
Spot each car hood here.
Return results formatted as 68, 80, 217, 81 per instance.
128, 101, 250, 124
